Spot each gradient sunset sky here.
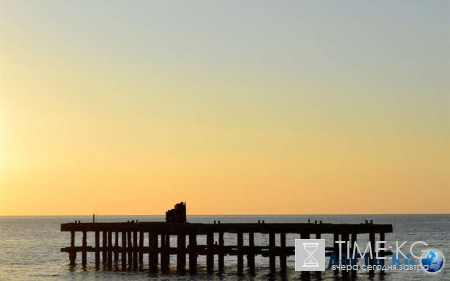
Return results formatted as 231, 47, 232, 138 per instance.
1, 1, 449, 215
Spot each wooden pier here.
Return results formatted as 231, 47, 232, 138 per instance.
61, 203, 393, 277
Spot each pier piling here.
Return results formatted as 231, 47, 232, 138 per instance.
280, 232, 287, 272
121, 231, 127, 269
149, 232, 158, 272
102, 231, 107, 265
248, 232, 255, 272
218, 232, 225, 272
107, 231, 112, 268
269, 232, 275, 274
237, 232, 244, 274
132, 231, 138, 270
127, 230, 132, 267
95, 231, 100, 269
189, 233, 197, 273
69, 231, 76, 266
177, 233, 186, 272
114, 231, 119, 264
207, 232, 214, 273
138, 231, 144, 267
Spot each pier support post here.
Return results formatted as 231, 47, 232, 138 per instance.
161, 234, 166, 271
95, 231, 100, 269
133, 231, 138, 270
237, 232, 244, 275
248, 232, 255, 272
189, 233, 197, 273
114, 231, 119, 264
177, 233, 186, 273
280, 232, 287, 273
81, 231, 87, 266
121, 231, 127, 270
82, 231, 87, 267
218, 232, 225, 272
107, 231, 113, 269
166, 234, 171, 270
269, 232, 276, 274
161, 234, 170, 272
139, 231, 144, 267
102, 231, 107, 265
70, 230, 75, 247
127, 231, 132, 267
149, 233, 158, 272
69, 231, 76, 266
207, 232, 214, 273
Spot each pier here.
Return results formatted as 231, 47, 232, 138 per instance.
61, 202, 393, 277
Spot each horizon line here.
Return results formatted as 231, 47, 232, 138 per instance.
1, 213, 449, 217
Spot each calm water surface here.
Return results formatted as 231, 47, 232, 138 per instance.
0, 215, 449, 280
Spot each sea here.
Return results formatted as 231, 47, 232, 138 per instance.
0, 215, 448, 280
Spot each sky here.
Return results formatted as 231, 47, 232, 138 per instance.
0, 0, 449, 215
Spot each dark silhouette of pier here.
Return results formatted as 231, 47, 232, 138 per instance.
61, 202, 393, 278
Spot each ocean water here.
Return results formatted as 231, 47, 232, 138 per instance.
0, 215, 448, 280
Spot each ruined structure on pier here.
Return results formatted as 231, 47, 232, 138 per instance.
165, 202, 186, 223
61, 202, 393, 278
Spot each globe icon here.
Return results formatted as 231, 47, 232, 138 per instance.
421, 249, 444, 273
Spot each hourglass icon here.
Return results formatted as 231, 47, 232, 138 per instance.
302, 242, 319, 267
